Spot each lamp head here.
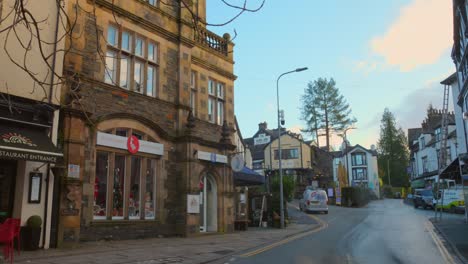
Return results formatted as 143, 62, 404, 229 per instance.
295, 67, 308, 72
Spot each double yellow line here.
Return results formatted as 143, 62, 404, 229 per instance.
240, 205, 328, 258
425, 221, 456, 264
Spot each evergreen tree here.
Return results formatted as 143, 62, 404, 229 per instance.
301, 78, 356, 150
377, 108, 410, 187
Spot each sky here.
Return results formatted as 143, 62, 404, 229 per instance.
207, 0, 455, 150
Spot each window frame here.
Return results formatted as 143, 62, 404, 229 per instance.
104, 25, 159, 97
94, 128, 160, 221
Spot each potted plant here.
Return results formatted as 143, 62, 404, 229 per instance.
21, 215, 42, 250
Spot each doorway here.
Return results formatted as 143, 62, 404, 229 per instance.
0, 160, 17, 223
199, 174, 217, 232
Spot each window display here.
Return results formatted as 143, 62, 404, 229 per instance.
113, 155, 126, 220
94, 152, 108, 220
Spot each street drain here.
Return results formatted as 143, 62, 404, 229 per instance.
212, 250, 234, 255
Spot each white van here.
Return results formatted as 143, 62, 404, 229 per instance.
299, 188, 328, 214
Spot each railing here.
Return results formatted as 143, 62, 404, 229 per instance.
194, 27, 228, 56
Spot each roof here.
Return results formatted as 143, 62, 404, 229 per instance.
407, 128, 422, 146
440, 73, 457, 85
332, 144, 377, 157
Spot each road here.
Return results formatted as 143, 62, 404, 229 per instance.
221, 199, 455, 264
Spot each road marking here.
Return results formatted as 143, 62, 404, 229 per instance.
239, 204, 328, 258
425, 221, 456, 264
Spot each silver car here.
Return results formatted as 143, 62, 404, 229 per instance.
299, 189, 329, 214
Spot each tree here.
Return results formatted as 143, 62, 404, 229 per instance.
301, 78, 356, 151
377, 108, 409, 187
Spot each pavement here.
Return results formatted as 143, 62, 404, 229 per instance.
7, 204, 318, 264
431, 213, 468, 264
406, 197, 468, 264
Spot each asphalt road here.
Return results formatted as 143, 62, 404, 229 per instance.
223, 199, 453, 264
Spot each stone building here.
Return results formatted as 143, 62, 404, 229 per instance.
58, 0, 237, 246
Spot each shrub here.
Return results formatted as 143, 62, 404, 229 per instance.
341, 187, 372, 207
26, 215, 42, 228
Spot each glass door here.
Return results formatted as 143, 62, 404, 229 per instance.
0, 160, 16, 223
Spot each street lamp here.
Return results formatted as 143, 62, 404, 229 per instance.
277, 67, 308, 229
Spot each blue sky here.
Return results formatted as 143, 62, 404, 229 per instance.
207, 0, 455, 149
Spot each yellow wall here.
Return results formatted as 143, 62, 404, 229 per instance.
264, 134, 312, 170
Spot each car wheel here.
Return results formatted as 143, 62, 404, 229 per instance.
450, 206, 456, 214
414, 204, 418, 209
325, 211, 328, 214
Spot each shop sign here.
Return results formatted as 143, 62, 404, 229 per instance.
127, 135, 140, 154
254, 134, 270, 145
0, 150, 59, 163
97, 132, 163, 156
68, 164, 80, 179
187, 194, 200, 214
197, 151, 227, 164
2, 132, 37, 147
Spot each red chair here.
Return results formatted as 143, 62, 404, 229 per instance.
0, 222, 15, 264
4, 219, 20, 255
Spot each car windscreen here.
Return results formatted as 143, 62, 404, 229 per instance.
421, 190, 433, 196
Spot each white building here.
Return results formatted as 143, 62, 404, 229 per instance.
332, 144, 380, 197
408, 108, 459, 188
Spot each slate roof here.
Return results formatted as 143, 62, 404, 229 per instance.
407, 128, 422, 146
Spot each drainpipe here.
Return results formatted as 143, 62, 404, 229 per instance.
42, 0, 61, 248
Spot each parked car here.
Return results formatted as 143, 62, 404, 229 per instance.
414, 189, 434, 209
299, 188, 328, 214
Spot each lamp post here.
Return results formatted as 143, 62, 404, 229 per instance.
277, 67, 308, 229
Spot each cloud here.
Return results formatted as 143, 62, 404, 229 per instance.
353, 60, 379, 75
370, 0, 452, 72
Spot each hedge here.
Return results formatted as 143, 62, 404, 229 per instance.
341, 187, 372, 207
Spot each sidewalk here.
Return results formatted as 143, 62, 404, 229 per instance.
10, 205, 318, 264
431, 214, 468, 264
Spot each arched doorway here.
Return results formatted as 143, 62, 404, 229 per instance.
200, 174, 217, 232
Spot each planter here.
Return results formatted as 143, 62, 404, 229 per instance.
20, 226, 41, 250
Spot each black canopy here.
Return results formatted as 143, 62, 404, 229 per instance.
0, 125, 62, 163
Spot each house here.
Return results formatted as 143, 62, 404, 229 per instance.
0, 0, 65, 248
408, 109, 459, 188
58, 0, 237, 246
244, 122, 280, 175
452, 1, 468, 155
332, 144, 380, 197
244, 122, 335, 196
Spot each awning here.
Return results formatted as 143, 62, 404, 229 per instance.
234, 166, 265, 186
0, 125, 62, 163
439, 158, 460, 179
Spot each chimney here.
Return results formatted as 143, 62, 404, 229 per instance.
258, 122, 267, 130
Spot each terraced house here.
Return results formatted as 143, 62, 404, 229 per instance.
58, 0, 237, 246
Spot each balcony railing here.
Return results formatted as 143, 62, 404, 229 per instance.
194, 27, 228, 56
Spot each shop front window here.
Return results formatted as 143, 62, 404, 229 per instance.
113, 155, 126, 220
94, 152, 108, 220
129, 157, 141, 220
145, 159, 156, 219
95, 127, 159, 221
